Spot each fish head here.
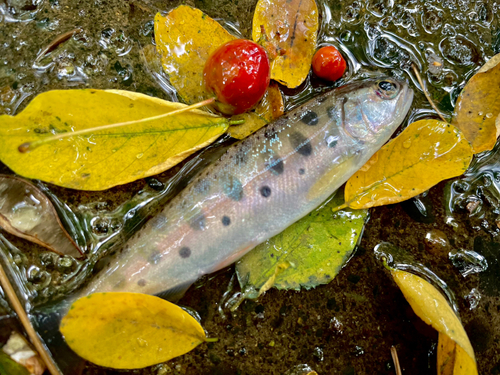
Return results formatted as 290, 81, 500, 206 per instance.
341, 77, 413, 144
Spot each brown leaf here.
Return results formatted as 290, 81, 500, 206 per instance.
0, 175, 82, 258
452, 58, 500, 153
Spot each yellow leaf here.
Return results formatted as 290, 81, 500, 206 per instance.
452, 57, 500, 153
391, 269, 478, 375
60, 292, 210, 369
227, 112, 267, 140
154, 6, 236, 105
252, 0, 318, 88
227, 83, 284, 139
344, 120, 473, 209
254, 82, 284, 122
0, 90, 228, 190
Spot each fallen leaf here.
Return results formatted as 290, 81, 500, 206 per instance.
477, 52, 500, 73
254, 82, 284, 122
0, 175, 82, 257
344, 120, 473, 209
227, 112, 268, 140
391, 269, 478, 375
236, 192, 368, 297
0, 89, 229, 190
60, 292, 212, 369
0, 352, 30, 375
2, 332, 45, 375
154, 5, 236, 105
452, 55, 500, 153
228, 83, 283, 139
252, 0, 319, 88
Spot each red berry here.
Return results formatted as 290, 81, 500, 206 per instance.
312, 46, 347, 82
204, 39, 270, 115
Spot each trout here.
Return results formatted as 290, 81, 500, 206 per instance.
29, 77, 413, 374
83, 77, 414, 299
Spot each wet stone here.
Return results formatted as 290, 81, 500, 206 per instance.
424, 229, 450, 257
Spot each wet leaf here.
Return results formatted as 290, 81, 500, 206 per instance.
252, 0, 319, 88
344, 120, 473, 209
154, 5, 236, 105
228, 83, 284, 139
2, 332, 45, 375
254, 82, 284, 122
227, 113, 267, 140
0, 175, 82, 257
391, 269, 478, 375
0, 352, 30, 375
0, 89, 229, 191
452, 54, 500, 153
236, 192, 368, 297
60, 292, 211, 369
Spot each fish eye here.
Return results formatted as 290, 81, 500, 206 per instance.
376, 80, 399, 100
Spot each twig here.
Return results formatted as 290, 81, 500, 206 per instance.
0, 263, 61, 375
18, 97, 216, 153
35, 28, 83, 64
391, 346, 402, 375
411, 63, 447, 123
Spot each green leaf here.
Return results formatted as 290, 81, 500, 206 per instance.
0, 89, 229, 190
0, 352, 30, 375
60, 292, 214, 369
236, 191, 368, 297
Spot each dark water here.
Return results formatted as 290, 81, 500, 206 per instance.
0, 0, 499, 373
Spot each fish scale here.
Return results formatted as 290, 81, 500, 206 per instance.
84, 78, 413, 299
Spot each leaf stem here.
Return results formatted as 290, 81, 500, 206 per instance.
229, 119, 245, 125
204, 337, 219, 343
390, 346, 402, 375
331, 203, 348, 213
411, 63, 447, 123
18, 97, 216, 153
0, 263, 62, 375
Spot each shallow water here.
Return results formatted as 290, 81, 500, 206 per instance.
0, 0, 500, 373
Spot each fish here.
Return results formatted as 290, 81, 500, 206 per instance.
83, 77, 413, 299
31, 77, 413, 374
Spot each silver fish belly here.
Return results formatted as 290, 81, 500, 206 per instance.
85, 78, 413, 297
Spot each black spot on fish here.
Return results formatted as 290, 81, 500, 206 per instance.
179, 247, 191, 258
327, 106, 336, 119
137, 279, 147, 287
148, 251, 161, 265
221, 174, 243, 201
301, 110, 319, 126
266, 157, 284, 175
290, 132, 312, 157
299, 168, 305, 175
222, 216, 231, 226
190, 213, 205, 231
260, 186, 271, 198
